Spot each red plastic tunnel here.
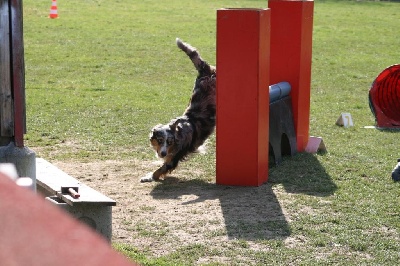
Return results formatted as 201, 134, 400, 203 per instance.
369, 64, 400, 128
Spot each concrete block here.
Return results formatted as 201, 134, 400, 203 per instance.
46, 196, 112, 241
0, 142, 36, 191
36, 158, 116, 242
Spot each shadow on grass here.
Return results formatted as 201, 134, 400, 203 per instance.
268, 152, 337, 197
150, 152, 336, 241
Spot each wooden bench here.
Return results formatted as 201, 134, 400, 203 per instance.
36, 158, 116, 241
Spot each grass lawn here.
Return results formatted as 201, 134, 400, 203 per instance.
23, 0, 400, 265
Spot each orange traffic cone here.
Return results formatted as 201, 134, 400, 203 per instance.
49, 0, 58, 19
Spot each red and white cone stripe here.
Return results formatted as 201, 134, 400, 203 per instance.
49, 0, 58, 19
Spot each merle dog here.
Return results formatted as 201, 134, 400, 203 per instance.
140, 38, 216, 182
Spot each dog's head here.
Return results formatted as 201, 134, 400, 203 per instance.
149, 124, 176, 159
149, 120, 193, 160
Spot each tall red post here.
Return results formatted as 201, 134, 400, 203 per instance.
268, 0, 314, 151
216, 9, 270, 186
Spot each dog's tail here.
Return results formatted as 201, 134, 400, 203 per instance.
176, 38, 213, 75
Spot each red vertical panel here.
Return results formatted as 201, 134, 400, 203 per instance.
0, 174, 137, 266
216, 9, 270, 186
10, 0, 26, 147
268, 0, 314, 151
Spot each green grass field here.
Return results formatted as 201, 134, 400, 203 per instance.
23, 0, 400, 265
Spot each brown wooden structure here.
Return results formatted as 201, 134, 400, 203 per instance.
0, 0, 26, 148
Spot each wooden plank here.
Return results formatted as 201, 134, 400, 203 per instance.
56, 183, 117, 207
0, 0, 14, 137
10, 0, 25, 147
36, 158, 116, 207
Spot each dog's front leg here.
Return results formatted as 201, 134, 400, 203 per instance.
140, 163, 169, 182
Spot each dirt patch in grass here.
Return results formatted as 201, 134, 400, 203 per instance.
52, 159, 292, 258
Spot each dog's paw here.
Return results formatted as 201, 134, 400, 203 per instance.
140, 173, 154, 183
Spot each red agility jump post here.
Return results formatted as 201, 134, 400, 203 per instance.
216, 1, 314, 186
216, 9, 270, 186
268, 0, 314, 152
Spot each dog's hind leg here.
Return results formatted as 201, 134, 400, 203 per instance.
176, 38, 215, 78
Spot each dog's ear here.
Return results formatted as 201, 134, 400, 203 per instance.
169, 119, 180, 132
169, 123, 176, 132
149, 124, 163, 140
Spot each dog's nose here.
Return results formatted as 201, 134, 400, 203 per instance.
161, 151, 167, 157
